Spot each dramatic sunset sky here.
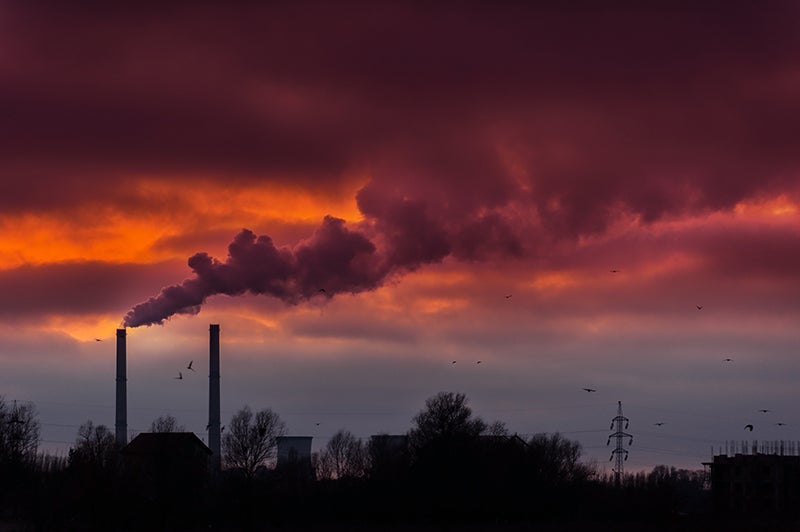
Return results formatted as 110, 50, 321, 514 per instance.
2, 1, 800, 471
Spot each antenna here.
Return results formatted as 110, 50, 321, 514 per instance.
607, 400, 632, 486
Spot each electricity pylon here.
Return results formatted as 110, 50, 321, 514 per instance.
607, 400, 632, 486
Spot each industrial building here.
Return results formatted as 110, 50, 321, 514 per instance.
115, 324, 223, 473
122, 432, 212, 488
706, 449, 800, 515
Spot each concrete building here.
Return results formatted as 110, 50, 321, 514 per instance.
707, 453, 800, 514
275, 436, 314, 481
122, 432, 213, 511
276, 436, 313, 467
122, 432, 212, 478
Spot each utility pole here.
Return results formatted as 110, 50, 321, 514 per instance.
608, 400, 632, 486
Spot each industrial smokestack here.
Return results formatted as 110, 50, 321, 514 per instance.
115, 328, 127, 447
208, 324, 221, 472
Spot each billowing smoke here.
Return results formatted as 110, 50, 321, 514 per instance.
124, 217, 377, 327
124, 184, 525, 327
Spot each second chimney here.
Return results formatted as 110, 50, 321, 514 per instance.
115, 328, 127, 447
208, 324, 221, 472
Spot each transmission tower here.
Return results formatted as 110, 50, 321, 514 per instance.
607, 400, 633, 486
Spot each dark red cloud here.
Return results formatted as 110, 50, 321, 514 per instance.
0, 260, 186, 319
3, 2, 799, 227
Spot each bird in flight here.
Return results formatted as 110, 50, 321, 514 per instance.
94, 338, 102, 342
174, 372, 183, 380
315, 422, 320, 426
776, 422, 787, 427
476, 360, 482, 364
744, 424, 753, 431
452, 360, 457, 364
582, 388, 597, 393
504, 294, 512, 299
318, 288, 326, 293
610, 269, 620, 273
723, 358, 733, 362
758, 409, 771, 413
187, 360, 195, 372
696, 305, 704, 310
654, 422, 665, 426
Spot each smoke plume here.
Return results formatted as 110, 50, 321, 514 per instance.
123, 173, 532, 328
124, 217, 370, 327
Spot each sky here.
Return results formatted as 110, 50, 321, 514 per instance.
2, 1, 800, 472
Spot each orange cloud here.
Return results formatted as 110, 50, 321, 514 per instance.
0, 176, 365, 270
734, 194, 798, 219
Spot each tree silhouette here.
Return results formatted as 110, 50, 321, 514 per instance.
528, 432, 593, 485
408, 391, 487, 451
316, 429, 367, 480
222, 405, 285, 478
150, 414, 184, 433
407, 392, 499, 519
69, 421, 117, 469
0, 397, 40, 466
0, 398, 40, 521
65, 420, 121, 528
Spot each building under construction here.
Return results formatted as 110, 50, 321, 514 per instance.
706, 444, 800, 515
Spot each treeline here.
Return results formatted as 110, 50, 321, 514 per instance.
0, 393, 709, 530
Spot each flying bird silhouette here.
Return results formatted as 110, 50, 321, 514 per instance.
758, 409, 771, 413
654, 422, 665, 426
318, 288, 326, 293
476, 360, 482, 364
187, 360, 195, 371
452, 360, 457, 364
696, 305, 703, 310
174, 372, 183, 380
94, 338, 102, 342
723, 358, 733, 362
776, 422, 787, 426
504, 294, 512, 299
610, 269, 620, 273
582, 388, 597, 393
744, 424, 753, 431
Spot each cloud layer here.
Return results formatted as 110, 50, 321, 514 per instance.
3, 2, 800, 227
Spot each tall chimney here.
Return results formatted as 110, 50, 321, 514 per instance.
208, 324, 221, 472
115, 328, 127, 447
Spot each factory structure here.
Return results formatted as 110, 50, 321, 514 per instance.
705, 443, 800, 515
113, 324, 321, 476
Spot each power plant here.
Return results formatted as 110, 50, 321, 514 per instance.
114, 324, 223, 472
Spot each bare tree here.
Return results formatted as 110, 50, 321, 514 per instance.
69, 420, 117, 470
486, 420, 509, 437
409, 391, 487, 451
222, 405, 285, 478
150, 414, 184, 433
0, 397, 40, 465
316, 429, 366, 480
528, 432, 593, 484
